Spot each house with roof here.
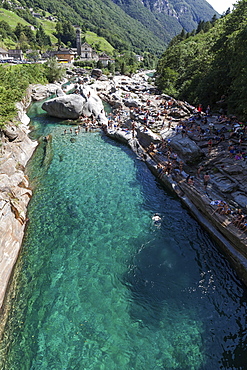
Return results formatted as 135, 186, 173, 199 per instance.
98, 52, 114, 67
31, 12, 42, 18
41, 48, 76, 63
80, 42, 98, 61
135, 54, 144, 62
8, 49, 24, 61
55, 48, 76, 63
0, 47, 8, 60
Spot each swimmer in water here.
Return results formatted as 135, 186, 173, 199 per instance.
152, 213, 162, 225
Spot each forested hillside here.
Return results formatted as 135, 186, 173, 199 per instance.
1, 0, 217, 55
155, 0, 247, 118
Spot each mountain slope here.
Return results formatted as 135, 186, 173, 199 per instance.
13, 0, 218, 54
112, 0, 218, 34
155, 0, 247, 117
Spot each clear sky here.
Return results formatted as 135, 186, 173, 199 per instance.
206, 0, 237, 14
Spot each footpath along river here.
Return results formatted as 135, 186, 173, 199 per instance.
1, 101, 247, 369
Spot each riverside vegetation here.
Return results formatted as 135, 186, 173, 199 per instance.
0, 60, 65, 128
156, 0, 247, 120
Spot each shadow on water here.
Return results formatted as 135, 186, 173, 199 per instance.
122, 235, 188, 328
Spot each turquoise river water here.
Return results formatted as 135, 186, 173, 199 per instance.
1, 101, 247, 370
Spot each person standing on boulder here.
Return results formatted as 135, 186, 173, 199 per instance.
203, 172, 211, 190
197, 104, 203, 113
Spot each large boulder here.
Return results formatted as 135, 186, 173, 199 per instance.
169, 107, 190, 118
124, 99, 140, 108
0, 121, 37, 309
136, 126, 160, 147
3, 125, 19, 141
223, 163, 245, 175
211, 173, 238, 193
31, 83, 62, 101
42, 88, 106, 122
232, 192, 247, 208
91, 69, 102, 78
80, 87, 105, 118
42, 94, 85, 119
169, 136, 202, 162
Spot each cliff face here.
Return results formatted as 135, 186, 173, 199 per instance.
0, 83, 61, 311
0, 121, 37, 310
141, 0, 216, 17
112, 0, 218, 33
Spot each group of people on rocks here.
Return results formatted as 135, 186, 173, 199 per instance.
133, 99, 246, 235
211, 201, 247, 234
145, 138, 214, 193
63, 116, 102, 136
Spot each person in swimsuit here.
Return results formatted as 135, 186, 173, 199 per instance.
204, 172, 210, 190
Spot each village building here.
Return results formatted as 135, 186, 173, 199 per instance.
8, 49, 24, 61
98, 52, 114, 67
75, 28, 103, 62
46, 15, 56, 21
135, 54, 144, 62
0, 47, 8, 60
80, 42, 98, 61
55, 48, 76, 63
42, 48, 76, 63
31, 12, 42, 18
41, 27, 117, 65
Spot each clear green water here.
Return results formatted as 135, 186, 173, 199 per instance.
1, 102, 247, 370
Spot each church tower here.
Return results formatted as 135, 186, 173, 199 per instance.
76, 28, 81, 56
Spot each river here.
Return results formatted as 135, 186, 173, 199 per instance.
0, 101, 247, 369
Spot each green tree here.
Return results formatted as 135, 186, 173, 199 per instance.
156, 67, 178, 96
27, 50, 40, 62
107, 61, 114, 73
54, 21, 76, 47
120, 61, 126, 75
18, 32, 30, 52
36, 26, 47, 47
44, 57, 66, 82
2, 1, 11, 10
96, 60, 103, 69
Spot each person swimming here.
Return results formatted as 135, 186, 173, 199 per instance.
152, 213, 162, 225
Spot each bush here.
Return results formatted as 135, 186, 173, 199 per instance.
0, 64, 48, 127
44, 57, 66, 83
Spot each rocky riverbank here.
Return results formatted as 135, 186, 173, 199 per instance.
1, 69, 247, 315
0, 75, 107, 313
0, 82, 65, 311
95, 72, 247, 284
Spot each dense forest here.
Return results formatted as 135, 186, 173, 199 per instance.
155, 0, 247, 119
